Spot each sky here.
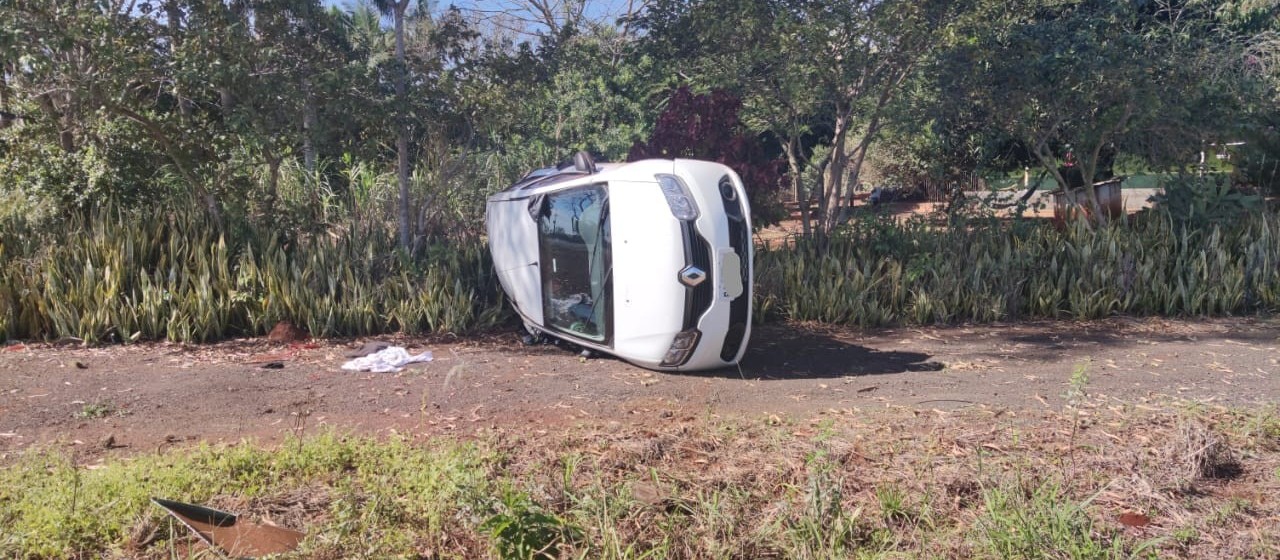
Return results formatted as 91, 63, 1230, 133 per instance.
321, 0, 635, 27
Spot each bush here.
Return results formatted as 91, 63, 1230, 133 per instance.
756, 210, 1280, 326
0, 205, 508, 343
1151, 174, 1263, 230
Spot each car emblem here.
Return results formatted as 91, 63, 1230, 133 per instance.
679, 266, 706, 287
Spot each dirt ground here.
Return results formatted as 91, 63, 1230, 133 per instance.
2, 316, 1277, 464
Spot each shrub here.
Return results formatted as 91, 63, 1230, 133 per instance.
1151, 174, 1263, 230
0, 206, 508, 343
757, 210, 1280, 326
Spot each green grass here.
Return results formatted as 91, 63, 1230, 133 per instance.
0, 434, 494, 558
3, 406, 1278, 559
973, 482, 1156, 559
73, 402, 115, 420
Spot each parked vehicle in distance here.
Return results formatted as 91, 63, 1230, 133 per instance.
486, 152, 753, 371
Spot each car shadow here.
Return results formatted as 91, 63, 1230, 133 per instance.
694, 324, 943, 380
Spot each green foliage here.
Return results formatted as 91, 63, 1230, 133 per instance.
973, 482, 1155, 559
1152, 175, 1264, 230
0, 434, 492, 558
636, 0, 967, 237
757, 210, 1280, 327
0, 205, 507, 343
481, 489, 583, 560
74, 402, 116, 420
4, 410, 1275, 558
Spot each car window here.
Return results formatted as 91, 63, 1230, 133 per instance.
537, 185, 611, 343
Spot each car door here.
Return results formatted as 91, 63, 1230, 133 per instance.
537, 184, 612, 344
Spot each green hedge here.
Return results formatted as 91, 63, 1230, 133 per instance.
0, 208, 508, 342
757, 211, 1280, 326
2, 205, 1276, 343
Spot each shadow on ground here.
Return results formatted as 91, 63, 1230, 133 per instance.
706, 324, 942, 380
974, 317, 1280, 363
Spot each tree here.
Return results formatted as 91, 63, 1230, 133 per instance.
946, 0, 1246, 225
372, 0, 414, 250
628, 87, 786, 227
0, 1, 214, 209
635, 0, 966, 241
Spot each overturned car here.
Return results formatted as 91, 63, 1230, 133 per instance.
485, 153, 753, 371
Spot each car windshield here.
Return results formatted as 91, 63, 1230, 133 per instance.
537, 185, 611, 342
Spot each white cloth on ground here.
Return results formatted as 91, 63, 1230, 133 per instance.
340, 346, 433, 373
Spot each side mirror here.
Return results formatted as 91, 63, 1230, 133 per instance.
573, 151, 597, 174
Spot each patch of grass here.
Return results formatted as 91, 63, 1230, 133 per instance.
1172, 525, 1199, 549
876, 484, 910, 524
0, 434, 494, 558
783, 468, 881, 559
972, 482, 1154, 559
2, 407, 1278, 558
74, 401, 115, 419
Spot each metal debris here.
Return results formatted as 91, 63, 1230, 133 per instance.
151, 497, 304, 558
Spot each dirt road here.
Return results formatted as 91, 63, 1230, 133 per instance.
2, 316, 1277, 461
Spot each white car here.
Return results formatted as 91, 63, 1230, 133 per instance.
486, 153, 753, 371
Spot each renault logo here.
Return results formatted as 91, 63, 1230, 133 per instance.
679, 266, 706, 287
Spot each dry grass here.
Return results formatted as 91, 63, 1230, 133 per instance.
485, 400, 1280, 559
3, 402, 1279, 559
1166, 418, 1245, 484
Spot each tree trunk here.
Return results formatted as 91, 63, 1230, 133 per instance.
301, 76, 317, 174
819, 110, 851, 237
844, 142, 869, 210
0, 64, 10, 128
263, 155, 282, 218
394, 1, 412, 252
782, 137, 811, 239
810, 155, 831, 247
219, 0, 248, 117
1078, 149, 1106, 227
36, 93, 75, 152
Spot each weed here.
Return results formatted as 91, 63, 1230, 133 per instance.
75, 401, 114, 419
876, 485, 910, 524
786, 468, 871, 559
481, 489, 582, 560
1065, 362, 1091, 406
1064, 362, 1091, 476
1167, 418, 1242, 484
973, 481, 1154, 559
2, 409, 1277, 558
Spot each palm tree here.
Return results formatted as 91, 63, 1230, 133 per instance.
347, 3, 392, 63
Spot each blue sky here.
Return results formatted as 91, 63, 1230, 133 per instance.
321, 0, 633, 26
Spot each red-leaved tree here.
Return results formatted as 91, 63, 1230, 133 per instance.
628, 87, 786, 228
